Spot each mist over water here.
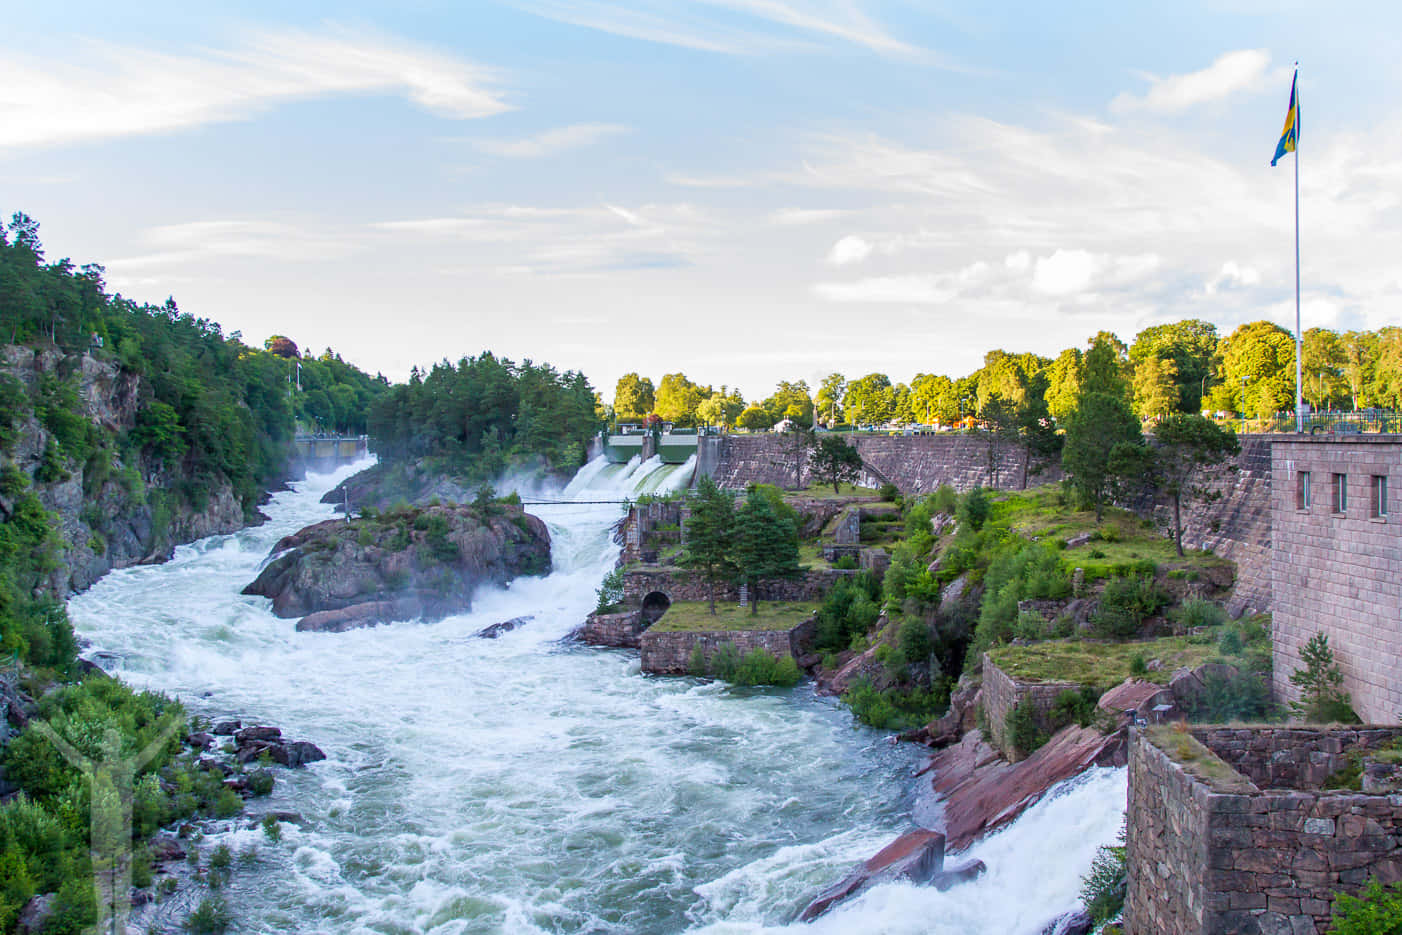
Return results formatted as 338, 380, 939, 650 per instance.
70, 457, 1124, 934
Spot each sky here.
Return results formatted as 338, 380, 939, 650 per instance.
4, 2, 1402, 403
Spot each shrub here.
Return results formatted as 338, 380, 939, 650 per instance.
1217, 627, 1244, 657
1005, 698, 1048, 757
833, 555, 858, 570
1050, 686, 1101, 730
261, 814, 282, 842
1329, 877, 1402, 935
1289, 632, 1359, 723
1129, 654, 1148, 677
957, 487, 990, 532
709, 643, 740, 681
688, 643, 707, 677
842, 677, 948, 731
186, 896, 232, 934
897, 617, 932, 665
931, 485, 958, 516
973, 544, 1070, 651
594, 568, 625, 613
1092, 575, 1169, 639
1080, 825, 1128, 923
1188, 670, 1275, 723
246, 769, 274, 797
878, 482, 900, 502
1012, 611, 1047, 642
1172, 598, 1227, 631
732, 648, 801, 687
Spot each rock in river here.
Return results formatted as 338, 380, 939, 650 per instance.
242, 502, 551, 632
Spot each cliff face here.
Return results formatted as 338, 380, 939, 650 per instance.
0, 345, 252, 596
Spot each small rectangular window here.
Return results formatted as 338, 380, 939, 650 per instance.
1297, 471, 1311, 509
1373, 475, 1389, 518
1333, 473, 1348, 514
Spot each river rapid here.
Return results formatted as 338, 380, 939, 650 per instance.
69, 457, 1126, 934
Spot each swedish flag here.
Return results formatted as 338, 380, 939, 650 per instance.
1271, 71, 1298, 166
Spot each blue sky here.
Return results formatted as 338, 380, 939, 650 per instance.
4, 2, 1400, 401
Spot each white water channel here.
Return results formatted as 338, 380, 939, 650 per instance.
69, 456, 1125, 934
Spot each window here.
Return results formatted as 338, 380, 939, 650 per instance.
1297, 470, 1311, 509
1373, 475, 1389, 518
1333, 473, 1348, 514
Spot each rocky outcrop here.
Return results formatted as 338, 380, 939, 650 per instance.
0, 345, 255, 595
242, 503, 551, 631
926, 725, 1127, 851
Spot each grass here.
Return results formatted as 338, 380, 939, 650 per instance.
790, 483, 885, 500
1144, 725, 1255, 793
650, 600, 818, 633
987, 636, 1223, 691
798, 541, 835, 569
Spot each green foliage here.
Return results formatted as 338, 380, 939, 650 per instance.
1080, 825, 1128, 924
1289, 632, 1360, 723
186, 895, 233, 934
680, 476, 737, 613
1050, 686, 1102, 730
368, 352, 596, 482
957, 486, 990, 532
842, 677, 948, 731
1187, 669, 1275, 723
1129, 654, 1148, 677
1172, 598, 1228, 631
808, 434, 863, 494
594, 568, 625, 613
1092, 575, 1170, 638
262, 814, 283, 842
733, 486, 801, 614
1329, 877, 1402, 935
1004, 698, 1048, 757
814, 574, 882, 653
832, 555, 857, 570
897, 617, 932, 665
973, 543, 1070, 651
931, 485, 958, 516
1063, 391, 1143, 519
247, 769, 274, 797
730, 648, 802, 687
709, 643, 741, 681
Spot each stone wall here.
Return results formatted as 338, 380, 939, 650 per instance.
1271, 436, 1402, 724
639, 616, 816, 674
1194, 727, 1402, 791
622, 567, 860, 605
980, 655, 1081, 759
578, 610, 648, 649
696, 433, 1060, 495
1125, 726, 1402, 935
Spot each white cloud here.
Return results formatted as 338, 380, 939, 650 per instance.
0, 26, 510, 149
827, 235, 874, 265
813, 274, 957, 304
109, 220, 359, 270
1206, 260, 1262, 294
1033, 249, 1101, 296
1004, 251, 1031, 273
1110, 49, 1274, 115
767, 207, 848, 226
472, 123, 628, 158
507, 0, 922, 58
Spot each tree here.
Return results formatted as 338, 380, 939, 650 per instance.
809, 435, 863, 494
1301, 328, 1346, 412
1082, 332, 1130, 400
1151, 414, 1240, 555
263, 335, 300, 359
681, 477, 737, 614
736, 405, 774, 431
1217, 321, 1296, 420
1288, 632, 1357, 723
1129, 319, 1219, 413
1045, 348, 1083, 423
1132, 356, 1179, 421
762, 380, 814, 426
732, 486, 801, 615
843, 373, 894, 426
613, 373, 655, 422
909, 373, 959, 425
1340, 331, 1377, 411
1063, 391, 1142, 519
816, 373, 846, 426
655, 372, 710, 425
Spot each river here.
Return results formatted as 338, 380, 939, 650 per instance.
69, 457, 1125, 934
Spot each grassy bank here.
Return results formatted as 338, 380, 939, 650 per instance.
650, 600, 817, 633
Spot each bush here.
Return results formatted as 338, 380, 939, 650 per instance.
594, 568, 625, 613
1172, 598, 1227, 631
897, 617, 932, 665
1217, 627, 1244, 657
1050, 686, 1101, 730
186, 896, 232, 934
1092, 575, 1169, 638
732, 648, 801, 687
973, 544, 1070, 651
1129, 654, 1148, 677
842, 677, 948, 731
1188, 670, 1275, 723
261, 814, 282, 842
1329, 877, 1402, 935
1080, 825, 1128, 923
246, 769, 274, 797
688, 643, 707, 677
931, 485, 958, 515
878, 482, 900, 502
1289, 632, 1359, 723
1005, 698, 1048, 757
957, 487, 990, 532
709, 643, 740, 681
833, 555, 858, 570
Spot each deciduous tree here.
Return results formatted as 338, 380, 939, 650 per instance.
809, 435, 863, 494
1151, 414, 1240, 556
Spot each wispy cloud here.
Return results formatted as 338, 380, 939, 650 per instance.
372, 202, 711, 275
507, 0, 922, 58
471, 123, 628, 158
767, 207, 849, 226
1110, 49, 1278, 115
0, 26, 511, 149
108, 220, 360, 270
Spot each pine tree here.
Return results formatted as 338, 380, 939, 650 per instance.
680, 476, 736, 615
732, 486, 801, 615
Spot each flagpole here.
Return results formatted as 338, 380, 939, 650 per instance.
1294, 65, 1303, 433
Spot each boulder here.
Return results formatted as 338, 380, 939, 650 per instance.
186, 731, 214, 750
1039, 909, 1094, 935
243, 503, 551, 631
212, 720, 241, 736
798, 830, 945, 922
235, 726, 282, 746
477, 616, 534, 639
16, 895, 53, 935
149, 834, 186, 862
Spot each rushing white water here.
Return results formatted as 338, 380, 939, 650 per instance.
69, 456, 1125, 934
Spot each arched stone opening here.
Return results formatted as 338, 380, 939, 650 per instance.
641, 591, 671, 625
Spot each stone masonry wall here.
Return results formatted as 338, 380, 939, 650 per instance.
623, 567, 859, 605
1173, 434, 1273, 617
696, 433, 1060, 495
980, 655, 1081, 759
1194, 727, 1402, 791
1271, 436, 1402, 723
639, 617, 817, 674
1126, 727, 1402, 935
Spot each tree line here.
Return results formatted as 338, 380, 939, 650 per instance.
609, 319, 1402, 431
